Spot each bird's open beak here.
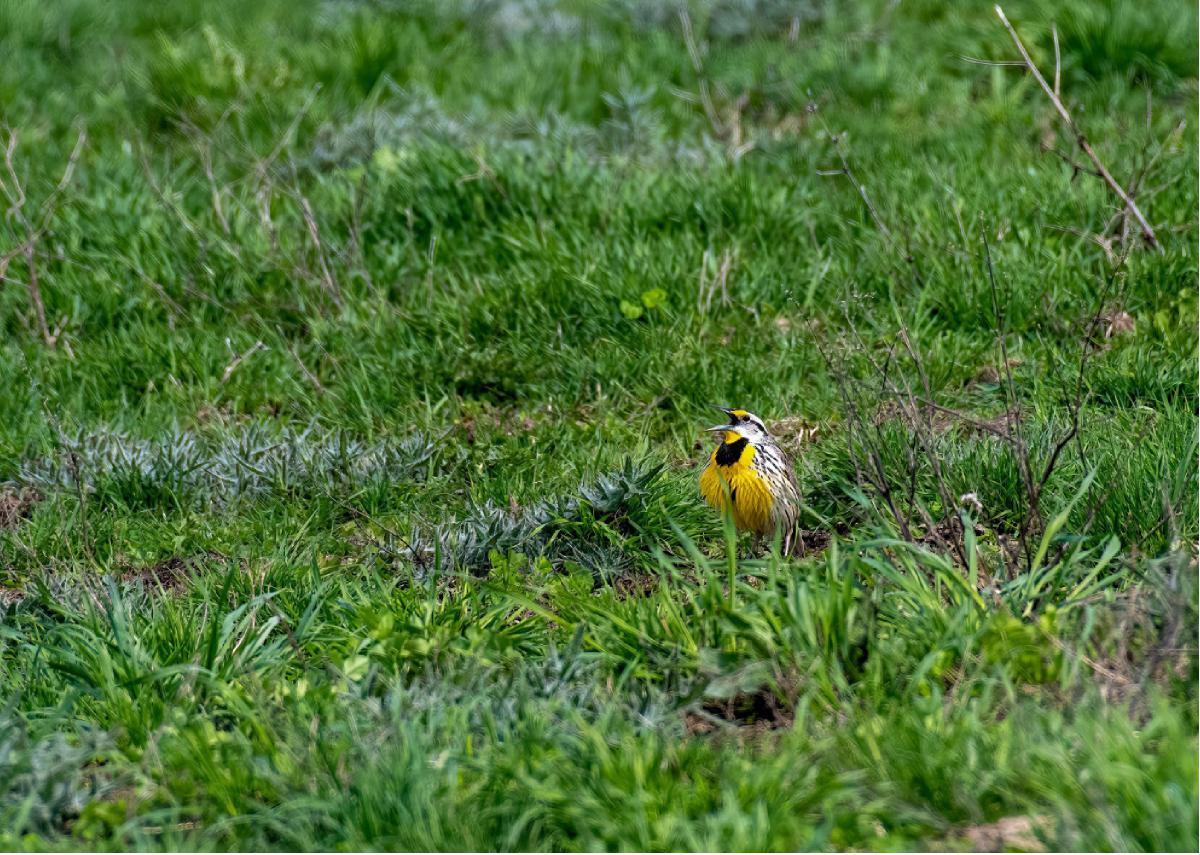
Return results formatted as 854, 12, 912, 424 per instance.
706, 406, 737, 432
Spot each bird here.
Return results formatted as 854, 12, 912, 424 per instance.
699, 407, 804, 555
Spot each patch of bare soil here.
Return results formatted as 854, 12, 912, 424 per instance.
0, 486, 39, 529
456, 403, 542, 444
119, 551, 226, 594
970, 357, 1023, 388
969, 408, 1022, 439
768, 416, 822, 457
120, 558, 192, 593
3, 552, 221, 608
874, 400, 1021, 440
959, 815, 1049, 852
916, 514, 984, 550
795, 528, 834, 556
685, 688, 794, 737
683, 711, 721, 735
1096, 305, 1136, 342
612, 573, 658, 600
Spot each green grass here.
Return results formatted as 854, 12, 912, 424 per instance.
0, 0, 1196, 850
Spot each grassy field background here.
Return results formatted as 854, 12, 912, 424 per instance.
0, 0, 1196, 850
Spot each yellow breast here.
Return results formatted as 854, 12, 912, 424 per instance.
699, 439, 775, 535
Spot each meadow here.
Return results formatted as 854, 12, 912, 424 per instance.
0, 0, 1196, 850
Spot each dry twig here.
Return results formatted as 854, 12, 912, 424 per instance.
698, 247, 736, 315
220, 339, 267, 384
994, 5, 1161, 251
817, 135, 893, 241
0, 125, 87, 347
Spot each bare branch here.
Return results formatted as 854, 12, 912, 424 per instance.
994, 5, 1161, 251
819, 134, 893, 240
957, 56, 1026, 67
220, 339, 267, 384
2, 128, 52, 345
1051, 23, 1060, 99
280, 333, 325, 393
1036, 240, 1133, 501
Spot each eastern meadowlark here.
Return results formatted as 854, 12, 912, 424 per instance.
699, 407, 803, 554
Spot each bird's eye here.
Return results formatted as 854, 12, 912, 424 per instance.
740, 415, 748, 423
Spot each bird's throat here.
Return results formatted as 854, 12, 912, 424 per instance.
715, 436, 750, 467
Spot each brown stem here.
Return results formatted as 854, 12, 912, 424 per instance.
995, 5, 1161, 251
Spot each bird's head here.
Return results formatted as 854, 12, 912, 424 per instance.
707, 407, 771, 445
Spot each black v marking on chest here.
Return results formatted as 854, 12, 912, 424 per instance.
715, 437, 748, 467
